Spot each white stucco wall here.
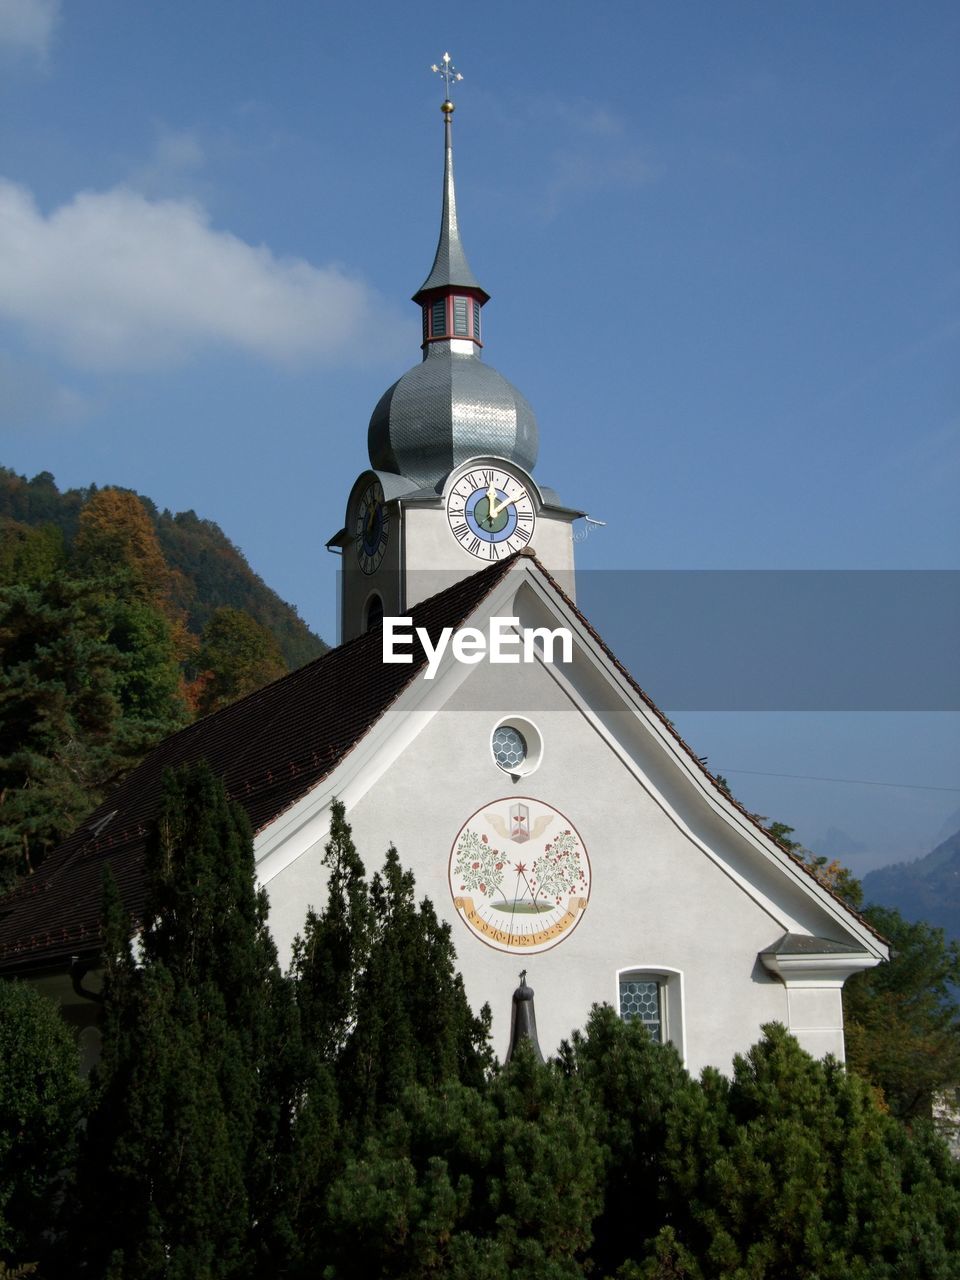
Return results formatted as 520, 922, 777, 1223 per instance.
259, 613, 867, 1075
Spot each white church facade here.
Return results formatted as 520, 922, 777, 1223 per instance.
0, 80, 887, 1074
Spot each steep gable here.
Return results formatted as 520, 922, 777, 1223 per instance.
0, 559, 514, 974
0, 548, 885, 1075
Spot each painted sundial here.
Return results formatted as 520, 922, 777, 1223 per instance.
449, 798, 590, 954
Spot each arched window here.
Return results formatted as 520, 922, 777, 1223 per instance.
365, 593, 384, 632
616, 968, 684, 1056
618, 973, 663, 1042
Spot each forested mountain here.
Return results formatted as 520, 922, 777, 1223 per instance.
0, 466, 327, 888
0, 468, 326, 669
863, 827, 960, 944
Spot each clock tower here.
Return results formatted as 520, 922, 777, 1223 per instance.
329, 62, 582, 642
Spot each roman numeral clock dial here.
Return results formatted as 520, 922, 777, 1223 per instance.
445, 467, 536, 560
355, 479, 389, 574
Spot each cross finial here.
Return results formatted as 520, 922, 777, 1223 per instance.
430, 51, 463, 104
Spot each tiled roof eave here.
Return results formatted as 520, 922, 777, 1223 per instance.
0, 558, 517, 972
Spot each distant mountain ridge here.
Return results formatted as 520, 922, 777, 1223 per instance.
0, 467, 326, 668
863, 827, 960, 942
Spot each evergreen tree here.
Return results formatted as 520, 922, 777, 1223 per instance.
293, 805, 491, 1136
648, 1023, 960, 1279
559, 1004, 699, 1278
78, 763, 300, 1280
0, 573, 187, 885
292, 800, 371, 1065
288, 803, 494, 1272
322, 1045, 603, 1280
0, 574, 123, 883
0, 981, 85, 1268
342, 844, 493, 1131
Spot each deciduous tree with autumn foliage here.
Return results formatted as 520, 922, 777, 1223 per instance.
0, 468, 325, 887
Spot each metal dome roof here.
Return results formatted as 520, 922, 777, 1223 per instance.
367, 90, 538, 488
367, 343, 539, 488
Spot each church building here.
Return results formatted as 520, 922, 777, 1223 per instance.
0, 71, 887, 1073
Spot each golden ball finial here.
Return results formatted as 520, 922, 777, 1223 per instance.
441, 99, 455, 115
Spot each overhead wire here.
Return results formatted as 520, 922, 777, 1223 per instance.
722, 769, 960, 793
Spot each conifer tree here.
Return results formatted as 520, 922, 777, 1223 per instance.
649, 1023, 960, 1279
79, 763, 300, 1280
0, 572, 188, 885
0, 575, 123, 883
292, 803, 491, 1134
291, 799, 370, 1065
288, 803, 494, 1272
341, 844, 493, 1131
0, 980, 85, 1268
559, 1004, 699, 1278
322, 1044, 603, 1280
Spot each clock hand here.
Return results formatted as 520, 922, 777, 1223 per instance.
364, 504, 378, 539
489, 493, 519, 520
485, 483, 499, 529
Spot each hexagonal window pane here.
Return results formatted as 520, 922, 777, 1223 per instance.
618, 977, 662, 1043
492, 725, 527, 772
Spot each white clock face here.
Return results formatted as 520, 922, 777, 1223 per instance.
446, 465, 536, 561
449, 798, 590, 954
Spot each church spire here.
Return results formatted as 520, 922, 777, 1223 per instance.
414, 54, 489, 348
366, 57, 539, 486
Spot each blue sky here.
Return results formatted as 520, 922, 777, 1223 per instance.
0, 1, 957, 873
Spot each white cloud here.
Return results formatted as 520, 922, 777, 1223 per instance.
0, 178, 405, 370
0, 0, 59, 58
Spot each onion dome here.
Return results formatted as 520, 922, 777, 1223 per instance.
368, 90, 539, 489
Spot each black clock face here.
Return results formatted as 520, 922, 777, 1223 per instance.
355, 480, 389, 575
446, 465, 536, 561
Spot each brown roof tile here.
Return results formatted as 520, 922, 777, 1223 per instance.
0, 559, 514, 973
0, 550, 883, 970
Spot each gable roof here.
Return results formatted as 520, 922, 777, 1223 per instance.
0, 550, 884, 974
523, 557, 886, 948
0, 558, 514, 975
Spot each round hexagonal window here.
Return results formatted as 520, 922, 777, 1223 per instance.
492, 725, 527, 771
490, 717, 542, 777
